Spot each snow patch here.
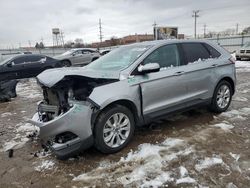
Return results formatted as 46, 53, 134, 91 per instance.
16, 79, 42, 99
0, 122, 39, 152
233, 96, 248, 102
219, 108, 250, 121
34, 160, 55, 171
176, 177, 196, 184
212, 122, 234, 131
235, 61, 250, 72
73, 138, 194, 187
229, 152, 240, 161
1, 112, 12, 117
195, 157, 223, 171
179, 166, 188, 177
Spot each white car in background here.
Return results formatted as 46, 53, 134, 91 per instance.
236, 41, 250, 60
54, 48, 100, 66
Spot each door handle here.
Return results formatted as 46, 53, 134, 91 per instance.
173, 71, 185, 76
211, 64, 218, 67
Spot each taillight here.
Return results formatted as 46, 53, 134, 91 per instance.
229, 56, 235, 64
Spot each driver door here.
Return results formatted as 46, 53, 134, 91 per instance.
135, 44, 189, 119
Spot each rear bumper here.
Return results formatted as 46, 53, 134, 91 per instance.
29, 103, 94, 159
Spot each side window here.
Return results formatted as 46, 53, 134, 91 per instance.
73, 50, 82, 55
82, 50, 91, 54
203, 43, 221, 58
143, 44, 180, 68
13, 57, 26, 64
182, 43, 210, 63
28, 56, 44, 62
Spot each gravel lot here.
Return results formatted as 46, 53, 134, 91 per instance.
0, 61, 250, 188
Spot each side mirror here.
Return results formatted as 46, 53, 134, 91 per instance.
6, 62, 13, 67
138, 63, 160, 74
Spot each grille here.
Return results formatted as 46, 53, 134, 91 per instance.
246, 50, 250, 53
240, 50, 245, 53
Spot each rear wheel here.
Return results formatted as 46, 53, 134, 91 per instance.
94, 105, 135, 153
61, 60, 71, 67
210, 80, 232, 113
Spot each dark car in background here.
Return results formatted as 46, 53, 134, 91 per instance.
0, 54, 63, 81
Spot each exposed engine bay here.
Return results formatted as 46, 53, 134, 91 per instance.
37, 75, 118, 122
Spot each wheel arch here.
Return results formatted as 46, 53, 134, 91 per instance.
61, 59, 71, 65
216, 76, 235, 95
92, 99, 141, 128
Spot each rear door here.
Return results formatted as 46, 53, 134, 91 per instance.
179, 42, 220, 105
133, 44, 189, 119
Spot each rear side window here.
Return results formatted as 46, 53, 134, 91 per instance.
203, 43, 221, 58
182, 43, 210, 63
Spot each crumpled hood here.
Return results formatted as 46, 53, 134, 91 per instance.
37, 67, 120, 88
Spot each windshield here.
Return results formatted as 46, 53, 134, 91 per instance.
87, 45, 152, 71
243, 42, 250, 48
0, 56, 13, 65
61, 49, 75, 56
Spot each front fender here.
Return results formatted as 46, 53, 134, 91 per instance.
88, 79, 141, 117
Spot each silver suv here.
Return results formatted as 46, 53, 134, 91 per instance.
30, 40, 236, 159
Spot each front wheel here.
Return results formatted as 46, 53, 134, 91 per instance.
210, 80, 232, 113
94, 105, 135, 153
61, 60, 71, 67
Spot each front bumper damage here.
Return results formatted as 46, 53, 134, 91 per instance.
29, 102, 94, 159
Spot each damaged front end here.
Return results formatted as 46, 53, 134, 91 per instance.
29, 74, 118, 159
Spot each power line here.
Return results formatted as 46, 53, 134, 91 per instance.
192, 10, 200, 39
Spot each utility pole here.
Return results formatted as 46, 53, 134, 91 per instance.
152, 21, 157, 40
192, 10, 200, 39
28, 40, 31, 48
236, 23, 239, 35
60, 31, 65, 48
99, 18, 103, 46
203, 24, 207, 38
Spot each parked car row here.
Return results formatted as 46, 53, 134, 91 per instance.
29, 39, 236, 159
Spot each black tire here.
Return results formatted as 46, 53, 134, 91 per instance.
210, 80, 233, 113
94, 104, 135, 154
61, 60, 71, 67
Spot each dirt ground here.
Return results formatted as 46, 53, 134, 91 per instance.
0, 62, 250, 188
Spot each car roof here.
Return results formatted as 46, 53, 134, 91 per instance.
123, 39, 216, 48
11, 54, 47, 58
71, 48, 97, 51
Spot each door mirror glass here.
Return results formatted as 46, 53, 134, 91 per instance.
138, 63, 160, 74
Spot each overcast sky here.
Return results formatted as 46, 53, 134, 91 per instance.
0, 0, 249, 48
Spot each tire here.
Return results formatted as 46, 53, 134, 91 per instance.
210, 80, 233, 113
61, 60, 71, 67
94, 104, 135, 154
